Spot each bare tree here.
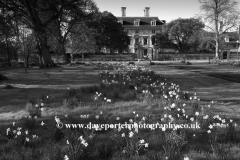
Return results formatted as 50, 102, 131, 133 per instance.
198, 0, 240, 58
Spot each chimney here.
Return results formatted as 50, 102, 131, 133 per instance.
121, 7, 126, 17
144, 7, 150, 17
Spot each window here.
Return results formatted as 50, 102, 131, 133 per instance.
144, 38, 148, 45
152, 30, 156, 34
136, 30, 139, 33
151, 21, 156, 26
233, 45, 236, 48
134, 21, 139, 26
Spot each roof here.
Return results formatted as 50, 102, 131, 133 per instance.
117, 17, 166, 30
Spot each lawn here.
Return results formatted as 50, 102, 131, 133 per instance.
0, 64, 101, 119
0, 62, 240, 160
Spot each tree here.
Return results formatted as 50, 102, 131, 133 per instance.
154, 18, 205, 53
66, 23, 97, 60
198, 0, 240, 58
0, 0, 58, 67
46, 0, 99, 63
0, 10, 16, 66
93, 11, 130, 53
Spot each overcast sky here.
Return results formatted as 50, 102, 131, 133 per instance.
93, 0, 240, 23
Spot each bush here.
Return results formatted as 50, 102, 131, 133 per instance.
120, 91, 136, 101
0, 73, 8, 80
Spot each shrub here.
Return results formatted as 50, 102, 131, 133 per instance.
26, 98, 44, 118
22, 116, 37, 130
0, 73, 8, 80
120, 91, 136, 101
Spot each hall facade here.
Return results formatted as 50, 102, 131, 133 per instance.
116, 7, 166, 60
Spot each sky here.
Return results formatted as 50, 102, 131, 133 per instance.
93, 0, 240, 23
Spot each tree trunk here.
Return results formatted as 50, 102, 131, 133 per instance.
215, 38, 219, 58
5, 35, 11, 67
59, 41, 70, 63
215, 11, 219, 59
37, 33, 55, 67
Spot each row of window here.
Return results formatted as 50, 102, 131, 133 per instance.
125, 30, 156, 34
119, 20, 157, 26
133, 21, 156, 26
134, 37, 156, 45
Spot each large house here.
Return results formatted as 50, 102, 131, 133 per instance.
221, 33, 240, 59
117, 7, 166, 60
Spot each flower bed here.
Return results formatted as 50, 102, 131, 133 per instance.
0, 62, 240, 160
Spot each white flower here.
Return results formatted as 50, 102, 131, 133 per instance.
184, 157, 190, 160
133, 111, 136, 114
177, 108, 181, 111
100, 111, 102, 114
25, 130, 28, 135
129, 131, 134, 138
95, 115, 99, 119
25, 138, 29, 142
162, 127, 166, 132
40, 108, 44, 112
190, 117, 194, 121
195, 112, 199, 116
67, 140, 70, 144
182, 109, 185, 113
142, 116, 146, 121
122, 133, 125, 137
17, 131, 21, 136
203, 115, 209, 119
40, 103, 44, 107
35, 104, 39, 108
209, 125, 213, 129
183, 103, 186, 107
145, 143, 149, 148
164, 114, 167, 118
207, 130, 211, 134
208, 105, 211, 108
171, 103, 176, 108
55, 116, 60, 123
168, 115, 172, 119
230, 119, 233, 123
41, 121, 44, 126
13, 122, 15, 126
129, 119, 133, 123
63, 155, 69, 160
222, 119, 226, 123
140, 139, 145, 143
136, 114, 138, 117
107, 99, 111, 102
116, 117, 120, 120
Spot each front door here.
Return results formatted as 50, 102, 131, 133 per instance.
223, 51, 228, 59
144, 49, 148, 59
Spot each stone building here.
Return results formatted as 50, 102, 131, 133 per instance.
117, 7, 165, 60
